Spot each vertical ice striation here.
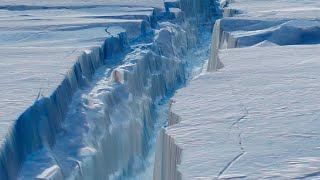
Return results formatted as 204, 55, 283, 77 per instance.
207, 19, 225, 72
153, 112, 183, 180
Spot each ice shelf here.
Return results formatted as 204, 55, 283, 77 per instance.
154, 0, 320, 179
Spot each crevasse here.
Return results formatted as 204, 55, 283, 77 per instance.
0, 0, 221, 179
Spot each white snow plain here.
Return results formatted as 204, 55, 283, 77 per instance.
154, 0, 320, 179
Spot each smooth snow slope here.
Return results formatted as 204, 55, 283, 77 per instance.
154, 0, 320, 179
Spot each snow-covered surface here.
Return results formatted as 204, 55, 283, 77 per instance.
0, 0, 164, 9
154, 0, 320, 179
158, 44, 320, 179
226, 0, 320, 19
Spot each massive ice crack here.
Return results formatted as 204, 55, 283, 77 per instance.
0, 0, 223, 179
16, 6, 204, 179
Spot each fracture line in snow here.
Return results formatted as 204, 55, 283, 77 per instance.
297, 170, 320, 179
216, 151, 246, 180
220, 120, 246, 179
232, 102, 248, 153
230, 113, 245, 129
238, 131, 245, 152
218, 85, 248, 179
229, 84, 249, 128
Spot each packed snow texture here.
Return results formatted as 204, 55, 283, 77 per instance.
0, 0, 217, 179
154, 0, 320, 179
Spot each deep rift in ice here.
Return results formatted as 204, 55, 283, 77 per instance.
0, 0, 220, 179
17, 18, 213, 180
